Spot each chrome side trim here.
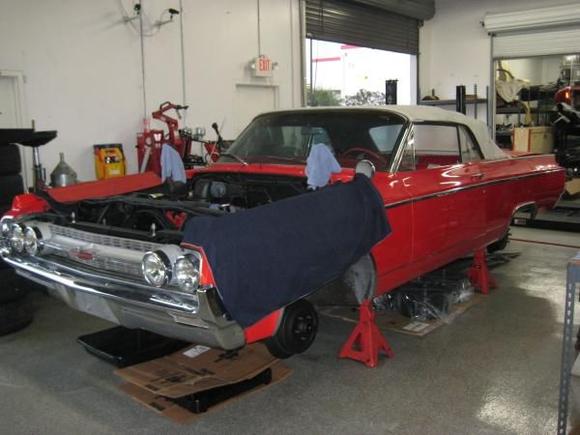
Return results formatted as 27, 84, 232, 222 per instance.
511, 201, 538, 220
384, 168, 564, 210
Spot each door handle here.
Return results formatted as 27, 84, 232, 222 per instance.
471, 173, 485, 181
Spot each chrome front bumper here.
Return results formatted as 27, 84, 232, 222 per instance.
3, 255, 245, 350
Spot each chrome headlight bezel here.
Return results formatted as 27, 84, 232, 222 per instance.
23, 226, 42, 256
142, 250, 172, 287
1, 220, 11, 239
9, 223, 25, 254
0, 219, 13, 255
174, 254, 201, 293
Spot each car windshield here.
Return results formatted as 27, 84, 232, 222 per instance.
220, 111, 407, 171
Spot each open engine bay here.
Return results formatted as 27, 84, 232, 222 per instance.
33, 173, 308, 244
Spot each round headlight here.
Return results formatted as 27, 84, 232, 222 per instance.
174, 255, 200, 292
23, 226, 41, 256
142, 251, 171, 287
9, 224, 25, 253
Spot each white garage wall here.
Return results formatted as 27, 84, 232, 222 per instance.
419, 0, 575, 123
0, 0, 302, 183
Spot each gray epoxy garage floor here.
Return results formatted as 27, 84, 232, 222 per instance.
0, 226, 578, 435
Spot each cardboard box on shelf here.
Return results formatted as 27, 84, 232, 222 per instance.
513, 126, 554, 154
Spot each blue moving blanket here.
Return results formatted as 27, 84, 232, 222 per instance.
182, 174, 391, 327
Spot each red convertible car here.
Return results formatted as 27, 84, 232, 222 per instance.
0, 106, 565, 358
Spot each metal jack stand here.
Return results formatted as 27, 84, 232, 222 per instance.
468, 249, 497, 295
339, 300, 394, 368
557, 253, 580, 435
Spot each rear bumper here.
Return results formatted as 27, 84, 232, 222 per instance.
2, 255, 245, 350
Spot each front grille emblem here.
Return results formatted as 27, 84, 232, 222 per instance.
69, 247, 97, 262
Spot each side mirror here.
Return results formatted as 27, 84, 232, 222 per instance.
355, 159, 375, 179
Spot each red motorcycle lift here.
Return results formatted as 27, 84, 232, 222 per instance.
468, 249, 497, 295
339, 300, 394, 368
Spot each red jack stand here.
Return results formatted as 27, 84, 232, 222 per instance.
468, 249, 497, 295
339, 300, 394, 368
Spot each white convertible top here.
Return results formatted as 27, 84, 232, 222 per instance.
388, 105, 507, 160
268, 105, 508, 161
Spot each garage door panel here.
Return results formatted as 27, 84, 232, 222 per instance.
493, 26, 580, 59
306, 0, 419, 55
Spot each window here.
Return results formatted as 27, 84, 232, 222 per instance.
398, 134, 416, 172
458, 125, 483, 162
412, 124, 461, 169
369, 125, 404, 153
224, 111, 406, 170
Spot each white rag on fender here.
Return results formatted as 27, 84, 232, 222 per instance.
305, 143, 341, 189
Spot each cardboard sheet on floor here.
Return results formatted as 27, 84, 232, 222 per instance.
115, 343, 280, 399
320, 294, 484, 337
119, 362, 292, 424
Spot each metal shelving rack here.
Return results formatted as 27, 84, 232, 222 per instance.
558, 252, 580, 435
420, 84, 490, 122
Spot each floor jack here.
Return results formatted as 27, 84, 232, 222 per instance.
468, 249, 497, 295
339, 299, 394, 368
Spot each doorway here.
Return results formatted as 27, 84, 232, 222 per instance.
305, 38, 416, 107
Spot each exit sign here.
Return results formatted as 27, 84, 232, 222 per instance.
253, 55, 274, 77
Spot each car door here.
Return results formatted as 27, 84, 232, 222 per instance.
396, 122, 487, 262
395, 123, 457, 262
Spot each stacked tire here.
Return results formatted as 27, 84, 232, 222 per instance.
0, 143, 33, 336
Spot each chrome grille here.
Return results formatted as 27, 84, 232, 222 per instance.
49, 252, 144, 280
50, 251, 143, 278
49, 224, 160, 252
44, 224, 159, 281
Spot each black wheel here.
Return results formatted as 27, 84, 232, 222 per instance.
265, 299, 318, 359
0, 144, 22, 175
0, 299, 33, 337
487, 231, 510, 253
0, 269, 28, 304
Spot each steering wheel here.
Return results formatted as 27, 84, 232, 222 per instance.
341, 147, 388, 165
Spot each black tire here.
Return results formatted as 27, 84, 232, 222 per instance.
0, 174, 24, 208
265, 299, 318, 359
0, 269, 27, 303
0, 144, 22, 175
0, 299, 33, 336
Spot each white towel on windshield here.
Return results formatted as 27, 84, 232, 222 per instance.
306, 143, 341, 189
161, 143, 186, 183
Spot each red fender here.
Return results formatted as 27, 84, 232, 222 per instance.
4, 193, 49, 219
